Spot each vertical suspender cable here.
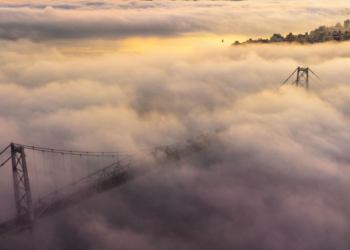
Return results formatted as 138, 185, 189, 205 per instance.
97, 155, 99, 170
70, 152, 74, 184
103, 153, 105, 169
52, 150, 58, 191
80, 154, 83, 180
87, 153, 90, 176
32, 148, 40, 200
62, 153, 66, 187
42, 151, 48, 190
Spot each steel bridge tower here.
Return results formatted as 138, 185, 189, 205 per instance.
11, 144, 35, 227
0, 144, 35, 231
295, 67, 309, 90
279, 66, 322, 91
0, 144, 36, 249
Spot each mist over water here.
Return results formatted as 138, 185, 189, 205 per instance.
1, 0, 350, 249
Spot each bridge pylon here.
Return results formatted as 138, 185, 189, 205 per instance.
278, 66, 323, 91
296, 67, 309, 90
11, 143, 34, 228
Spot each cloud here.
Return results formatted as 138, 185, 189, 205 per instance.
1, 1, 350, 249
1, 39, 350, 249
0, 1, 348, 41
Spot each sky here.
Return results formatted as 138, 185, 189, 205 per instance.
1, 0, 350, 249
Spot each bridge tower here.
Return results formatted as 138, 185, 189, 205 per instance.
279, 66, 322, 91
295, 67, 309, 90
10, 143, 34, 228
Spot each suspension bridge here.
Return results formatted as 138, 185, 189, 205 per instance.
0, 66, 324, 249
0, 133, 214, 248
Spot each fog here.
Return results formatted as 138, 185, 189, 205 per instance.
1, 0, 350, 249
0, 1, 348, 41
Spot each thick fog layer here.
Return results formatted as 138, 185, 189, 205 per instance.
0, 1, 348, 40
1, 1, 350, 250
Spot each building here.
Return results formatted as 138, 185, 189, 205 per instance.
255, 38, 269, 43
270, 34, 284, 42
285, 33, 297, 42
344, 31, 350, 40
234, 19, 350, 46
323, 32, 334, 42
345, 19, 350, 29
333, 30, 343, 41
